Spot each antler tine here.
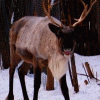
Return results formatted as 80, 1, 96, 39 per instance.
47, 0, 51, 15
81, 0, 86, 7
79, 0, 88, 18
73, 4, 88, 26
72, 0, 97, 27
43, 0, 62, 27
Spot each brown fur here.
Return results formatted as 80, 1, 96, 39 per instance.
9, 16, 68, 79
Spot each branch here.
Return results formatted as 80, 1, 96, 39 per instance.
77, 73, 100, 81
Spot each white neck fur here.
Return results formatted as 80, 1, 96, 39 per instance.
48, 53, 69, 80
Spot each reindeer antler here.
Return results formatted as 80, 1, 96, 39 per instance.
72, 0, 97, 27
43, 0, 62, 27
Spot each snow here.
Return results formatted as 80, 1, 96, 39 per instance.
0, 53, 100, 100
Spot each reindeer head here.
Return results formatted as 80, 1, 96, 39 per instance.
48, 23, 75, 55
43, 0, 97, 55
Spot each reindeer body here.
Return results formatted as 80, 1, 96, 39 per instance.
14, 16, 60, 61
10, 16, 68, 79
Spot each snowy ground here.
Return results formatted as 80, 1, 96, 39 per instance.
0, 53, 100, 100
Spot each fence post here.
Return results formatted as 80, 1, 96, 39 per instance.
85, 62, 94, 78
46, 67, 54, 90
71, 53, 79, 93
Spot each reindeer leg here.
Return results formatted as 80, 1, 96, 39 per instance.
18, 62, 31, 100
6, 66, 15, 100
33, 67, 41, 100
60, 74, 70, 100
6, 45, 21, 100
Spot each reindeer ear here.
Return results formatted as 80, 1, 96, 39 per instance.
48, 23, 60, 37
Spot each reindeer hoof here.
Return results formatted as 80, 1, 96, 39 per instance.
5, 95, 14, 100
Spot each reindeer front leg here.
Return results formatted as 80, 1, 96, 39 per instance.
60, 74, 70, 100
33, 66, 41, 100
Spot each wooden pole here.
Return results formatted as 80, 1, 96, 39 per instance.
85, 62, 94, 78
68, 60, 74, 87
71, 53, 79, 93
82, 63, 90, 83
46, 67, 54, 90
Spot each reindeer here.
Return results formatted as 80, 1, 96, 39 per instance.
6, 0, 97, 100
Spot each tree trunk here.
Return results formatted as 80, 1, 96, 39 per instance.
0, 0, 10, 69
97, 0, 100, 54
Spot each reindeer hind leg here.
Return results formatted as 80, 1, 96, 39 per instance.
18, 62, 31, 100
6, 44, 21, 100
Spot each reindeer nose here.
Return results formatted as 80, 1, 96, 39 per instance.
64, 49, 71, 55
